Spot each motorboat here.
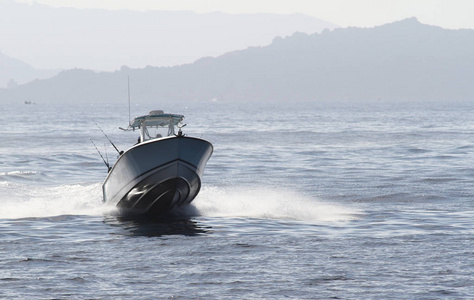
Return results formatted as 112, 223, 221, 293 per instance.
102, 110, 213, 215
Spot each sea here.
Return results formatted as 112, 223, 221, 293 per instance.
0, 99, 473, 299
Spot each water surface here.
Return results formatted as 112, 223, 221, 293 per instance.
0, 100, 473, 299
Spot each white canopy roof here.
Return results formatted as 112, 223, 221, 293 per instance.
128, 111, 184, 130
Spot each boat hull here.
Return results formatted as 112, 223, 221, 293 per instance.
103, 136, 213, 215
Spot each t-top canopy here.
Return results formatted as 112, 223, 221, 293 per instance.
128, 111, 184, 129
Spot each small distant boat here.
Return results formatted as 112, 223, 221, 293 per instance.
102, 110, 213, 216
24, 100, 32, 104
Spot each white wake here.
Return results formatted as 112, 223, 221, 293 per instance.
0, 182, 359, 223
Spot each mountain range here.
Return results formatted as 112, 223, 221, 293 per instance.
0, 52, 58, 88
0, 0, 335, 72
1, 18, 474, 104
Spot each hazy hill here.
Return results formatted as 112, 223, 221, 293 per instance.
0, 0, 336, 71
0, 52, 58, 88
2, 18, 474, 104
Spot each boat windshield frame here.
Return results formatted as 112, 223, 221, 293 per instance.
127, 112, 184, 143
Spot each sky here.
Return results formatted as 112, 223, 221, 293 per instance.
14, 0, 474, 29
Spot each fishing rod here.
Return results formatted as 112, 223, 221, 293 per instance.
90, 138, 111, 171
104, 143, 109, 168
93, 120, 122, 155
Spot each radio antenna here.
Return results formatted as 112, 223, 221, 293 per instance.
128, 76, 131, 126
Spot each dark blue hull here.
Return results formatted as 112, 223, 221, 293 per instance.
103, 136, 213, 215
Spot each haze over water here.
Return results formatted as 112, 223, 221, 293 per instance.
1, 100, 473, 298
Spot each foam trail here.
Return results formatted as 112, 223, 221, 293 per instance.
0, 182, 105, 219
192, 186, 360, 223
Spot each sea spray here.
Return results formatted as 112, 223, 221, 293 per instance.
192, 186, 360, 223
0, 182, 104, 219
